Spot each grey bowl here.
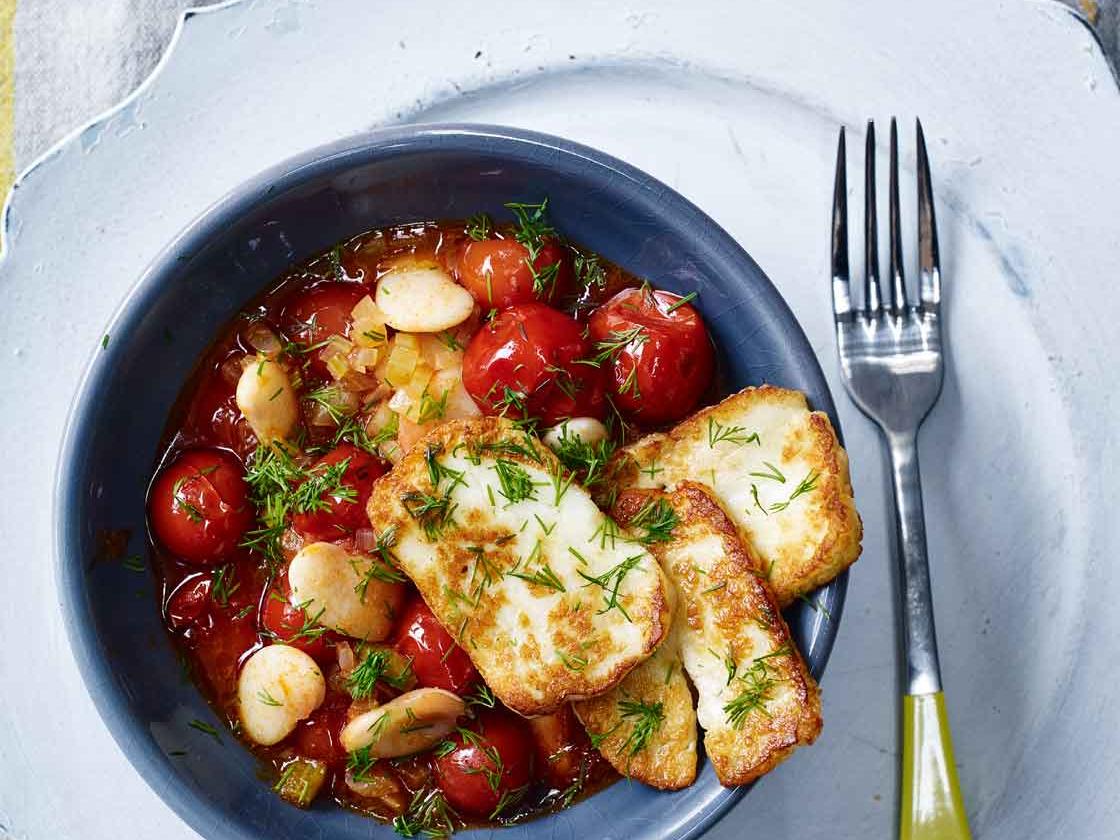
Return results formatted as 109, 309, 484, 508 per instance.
55, 124, 848, 840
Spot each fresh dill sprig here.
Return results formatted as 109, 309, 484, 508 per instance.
491, 458, 538, 505
707, 417, 761, 447
626, 497, 679, 545
346, 647, 413, 699
392, 788, 458, 838
616, 696, 666, 759
722, 648, 791, 728
401, 490, 457, 541
549, 422, 617, 489
210, 563, 240, 606
577, 553, 644, 621
768, 470, 820, 513
577, 326, 648, 369
465, 212, 492, 241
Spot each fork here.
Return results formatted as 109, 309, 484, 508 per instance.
831, 119, 971, 840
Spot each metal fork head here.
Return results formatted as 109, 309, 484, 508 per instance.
832, 118, 943, 437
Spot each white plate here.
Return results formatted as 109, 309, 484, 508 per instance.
1, 1, 1118, 838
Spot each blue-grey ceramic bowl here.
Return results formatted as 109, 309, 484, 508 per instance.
55, 124, 848, 840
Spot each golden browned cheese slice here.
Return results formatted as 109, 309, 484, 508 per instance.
612, 483, 822, 786
572, 590, 697, 790
365, 417, 672, 717
605, 385, 862, 606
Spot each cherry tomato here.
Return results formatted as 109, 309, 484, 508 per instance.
190, 611, 259, 698
294, 705, 349, 764
282, 282, 369, 375
587, 287, 714, 424
527, 705, 590, 790
183, 372, 255, 457
148, 448, 254, 565
260, 577, 330, 660
291, 444, 388, 541
165, 575, 213, 632
461, 303, 605, 426
393, 597, 478, 693
457, 238, 571, 309
434, 710, 534, 817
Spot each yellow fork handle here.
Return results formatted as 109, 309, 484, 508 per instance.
901, 692, 971, 840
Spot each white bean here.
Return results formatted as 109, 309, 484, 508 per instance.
288, 542, 405, 641
237, 644, 326, 746
374, 258, 474, 333
235, 356, 299, 444
339, 688, 466, 757
543, 417, 610, 452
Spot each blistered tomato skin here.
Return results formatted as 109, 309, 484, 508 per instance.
282, 282, 369, 374
148, 448, 254, 565
260, 578, 330, 660
435, 710, 534, 817
588, 288, 715, 424
461, 303, 605, 426
291, 444, 388, 541
457, 238, 571, 309
393, 598, 479, 694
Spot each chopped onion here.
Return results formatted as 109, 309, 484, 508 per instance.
344, 769, 407, 812
339, 370, 379, 392
354, 528, 378, 553
350, 295, 388, 323
388, 388, 412, 414
326, 353, 350, 381
351, 347, 380, 372
336, 641, 356, 675
384, 334, 419, 386
221, 355, 247, 386
418, 334, 462, 371
308, 401, 339, 427
245, 322, 283, 356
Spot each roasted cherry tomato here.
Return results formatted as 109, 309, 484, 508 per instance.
282, 282, 369, 375
587, 287, 714, 424
260, 576, 330, 660
461, 303, 605, 426
434, 709, 534, 817
294, 704, 349, 764
165, 575, 213, 632
393, 597, 478, 694
291, 444, 388, 541
527, 705, 591, 790
183, 371, 255, 457
189, 603, 259, 696
148, 448, 254, 565
457, 238, 571, 309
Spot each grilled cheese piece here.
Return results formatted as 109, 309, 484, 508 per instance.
605, 385, 861, 606
573, 584, 697, 789
365, 417, 672, 717
618, 483, 822, 786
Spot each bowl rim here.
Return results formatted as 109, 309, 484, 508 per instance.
54, 122, 848, 840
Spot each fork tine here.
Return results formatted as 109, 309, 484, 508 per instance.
831, 128, 852, 318
916, 118, 941, 311
888, 118, 909, 313
864, 121, 882, 314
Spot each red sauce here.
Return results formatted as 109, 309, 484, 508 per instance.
148, 206, 715, 832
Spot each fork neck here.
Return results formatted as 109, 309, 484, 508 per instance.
885, 429, 943, 696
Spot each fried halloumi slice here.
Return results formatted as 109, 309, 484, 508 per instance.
606, 385, 861, 606
365, 417, 672, 717
573, 586, 697, 790
619, 483, 822, 786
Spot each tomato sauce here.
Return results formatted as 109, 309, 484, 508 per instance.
147, 204, 716, 833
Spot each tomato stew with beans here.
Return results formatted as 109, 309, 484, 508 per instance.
148, 201, 716, 834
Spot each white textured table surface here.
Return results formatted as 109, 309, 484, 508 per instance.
2, 2, 1119, 839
